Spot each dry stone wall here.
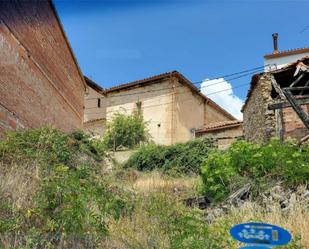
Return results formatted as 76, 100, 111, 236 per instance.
243, 74, 276, 142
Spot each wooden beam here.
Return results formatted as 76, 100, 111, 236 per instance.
298, 134, 309, 146
268, 97, 309, 110
300, 78, 309, 95
270, 74, 286, 99
275, 103, 284, 141
284, 86, 309, 91
282, 89, 309, 130
290, 73, 305, 87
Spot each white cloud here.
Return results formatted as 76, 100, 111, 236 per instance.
201, 78, 244, 120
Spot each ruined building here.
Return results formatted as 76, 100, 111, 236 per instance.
0, 1, 86, 135
243, 34, 309, 143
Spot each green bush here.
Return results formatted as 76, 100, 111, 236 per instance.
35, 164, 132, 240
145, 194, 221, 249
0, 127, 133, 248
200, 139, 309, 201
103, 111, 149, 151
200, 150, 237, 201
0, 127, 105, 167
124, 138, 215, 174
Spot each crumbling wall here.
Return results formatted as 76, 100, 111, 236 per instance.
282, 105, 309, 140
243, 74, 276, 142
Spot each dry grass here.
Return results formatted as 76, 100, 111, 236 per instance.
0, 161, 41, 209
131, 171, 200, 197
101, 205, 170, 249
211, 201, 309, 249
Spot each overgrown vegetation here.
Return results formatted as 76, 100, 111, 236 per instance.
0, 127, 132, 248
200, 139, 309, 201
1, 128, 308, 248
124, 138, 215, 175
103, 111, 149, 151
104, 193, 221, 249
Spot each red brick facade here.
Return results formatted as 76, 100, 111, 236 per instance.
0, 0, 85, 135
283, 105, 309, 140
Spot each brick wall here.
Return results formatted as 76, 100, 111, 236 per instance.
283, 105, 309, 140
0, 1, 84, 134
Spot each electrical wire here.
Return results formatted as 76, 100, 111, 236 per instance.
85, 65, 265, 101
85, 82, 250, 115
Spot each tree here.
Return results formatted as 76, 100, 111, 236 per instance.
103, 110, 149, 151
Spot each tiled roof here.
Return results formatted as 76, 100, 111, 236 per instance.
241, 56, 309, 112
104, 71, 236, 120
84, 76, 104, 93
195, 120, 243, 133
264, 47, 309, 59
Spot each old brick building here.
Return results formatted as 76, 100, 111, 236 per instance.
83, 76, 106, 137
85, 71, 242, 146
243, 34, 309, 143
242, 57, 309, 142
0, 1, 86, 135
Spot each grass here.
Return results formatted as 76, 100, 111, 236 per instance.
131, 171, 200, 197
211, 201, 308, 249
0, 128, 308, 249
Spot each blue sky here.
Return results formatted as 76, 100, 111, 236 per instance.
54, 0, 309, 118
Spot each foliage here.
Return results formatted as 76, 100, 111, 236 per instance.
34, 165, 132, 241
105, 193, 221, 249
124, 138, 215, 175
0, 127, 105, 167
103, 111, 149, 151
200, 139, 309, 201
200, 150, 237, 201
0, 127, 133, 248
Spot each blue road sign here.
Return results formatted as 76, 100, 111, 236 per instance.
239, 246, 272, 249
230, 222, 292, 246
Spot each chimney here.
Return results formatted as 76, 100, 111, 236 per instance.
272, 33, 279, 54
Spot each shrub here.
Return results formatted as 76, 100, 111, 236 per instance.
124, 138, 215, 175
103, 111, 149, 151
0, 127, 105, 168
0, 127, 133, 248
200, 150, 237, 201
200, 139, 309, 201
35, 165, 132, 240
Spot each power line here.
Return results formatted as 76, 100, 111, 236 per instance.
85, 66, 265, 101
85, 81, 249, 111
191, 64, 268, 85
85, 81, 250, 113
300, 25, 309, 34
205, 82, 249, 96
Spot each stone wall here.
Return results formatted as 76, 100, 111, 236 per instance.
196, 125, 243, 149
83, 119, 106, 138
243, 74, 276, 142
84, 87, 106, 122
204, 102, 234, 124
105, 77, 233, 145
106, 80, 174, 145
173, 78, 205, 144
0, 1, 85, 134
